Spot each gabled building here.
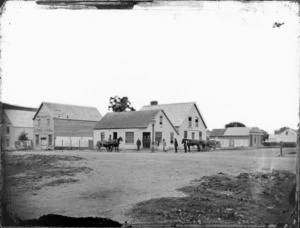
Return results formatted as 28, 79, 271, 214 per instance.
1, 102, 37, 150
93, 109, 179, 150
267, 128, 297, 143
210, 127, 263, 148
33, 102, 102, 150
140, 101, 207, 148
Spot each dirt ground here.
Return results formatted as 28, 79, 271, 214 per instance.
3, 147, 297, 224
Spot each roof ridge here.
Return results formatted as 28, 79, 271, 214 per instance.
142, 102, 195, 107
43, 101, 97, 109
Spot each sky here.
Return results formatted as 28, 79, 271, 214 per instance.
0, 1, 299, 134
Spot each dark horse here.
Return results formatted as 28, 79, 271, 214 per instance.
182, 138, 205, 152
96, 137, 123, 152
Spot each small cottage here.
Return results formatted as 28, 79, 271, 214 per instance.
93, 109, 179, 151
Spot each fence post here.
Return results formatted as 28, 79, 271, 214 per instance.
280, 141, 283, 157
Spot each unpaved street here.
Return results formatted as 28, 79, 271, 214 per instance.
4, 148, 297, 223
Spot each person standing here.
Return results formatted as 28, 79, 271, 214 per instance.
174, 138, 178, 153
136, 138, 141, 151
163, 139, 166, 152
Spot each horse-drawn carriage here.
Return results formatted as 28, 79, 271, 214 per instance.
96, 137, 123, 152
182, 138, 220, 152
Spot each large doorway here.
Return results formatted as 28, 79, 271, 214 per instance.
113, 132, 118, 140
143, 132, 151, 148
41, 137, 47, 149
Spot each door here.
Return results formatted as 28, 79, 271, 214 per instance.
41, 137, 47, 149
143, 132, 151, 148
113, 132, 118, 140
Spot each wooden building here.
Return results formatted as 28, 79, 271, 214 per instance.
210, 127, 263, 148
93, 109, 179, 151
140, 101, 207, 149
33, 102, 102, 150
267, 128, 297, 143
1, 102, 37, 150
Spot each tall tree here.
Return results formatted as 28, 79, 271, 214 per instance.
108, 96, 136, 112
261, 130, 269, 142
225, 122, 246, 128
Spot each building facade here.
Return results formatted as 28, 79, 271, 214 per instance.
33, 102, 102, 150
93, 109, 179, 151
267, 128, 297, 143
140, 101, 207, 149
1, 103, 37, 150
210, 127, 263, 148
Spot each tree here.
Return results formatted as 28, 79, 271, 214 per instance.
108, 96, 136, 112
261, 130, 269, 142
18, 131, 28, 141
225, 122, 246, 128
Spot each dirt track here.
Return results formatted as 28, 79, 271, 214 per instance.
3, 148, 297, 223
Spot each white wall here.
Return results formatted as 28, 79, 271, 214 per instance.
177, 105, 207, 148
93, 110, 179, 151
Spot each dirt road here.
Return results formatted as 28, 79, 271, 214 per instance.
4, 148, 297, 223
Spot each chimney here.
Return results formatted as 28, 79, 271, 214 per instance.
150, 101, 158, 106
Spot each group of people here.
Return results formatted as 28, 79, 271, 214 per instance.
136, 138, 179, 152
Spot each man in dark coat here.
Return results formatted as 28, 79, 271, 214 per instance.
136, 138, 141, 151
174, 138, 178, 153
182, 138, 187, 153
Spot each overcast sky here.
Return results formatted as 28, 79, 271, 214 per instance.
1, 1, 299, 134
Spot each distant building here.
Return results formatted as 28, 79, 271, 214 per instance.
140, 101, 207, 148
93, 109, 179, 150
210, 127, 263, 148
33, 102, 102, 150
267, 128, 297, 143
0, 102, 37, 150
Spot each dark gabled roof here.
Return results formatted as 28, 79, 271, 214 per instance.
94, 109, 179, 134
1, 102, 38, 112
33, 102, 102, 121
94, 110, 160, 129
140, 102, 207, 128
210, 128, 226, 137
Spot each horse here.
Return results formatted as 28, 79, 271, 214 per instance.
182, 138, 204, 152
96, 140, 111, 151
96, 137, 123, 152
110, 137, 123, 152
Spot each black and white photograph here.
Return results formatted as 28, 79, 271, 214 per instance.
0, 0, 299, 227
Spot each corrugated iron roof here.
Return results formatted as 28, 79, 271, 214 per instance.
94, 110, 161, 129
33, 102, 102, 121
4, 109, 35, 128
224, 127, 252, 136
140, 102, 207, 128
210, 128, 226, 137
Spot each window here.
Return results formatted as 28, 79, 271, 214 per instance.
48, 135, 52, 145
125, 132, 134, 144
37, 119, 41, 127
199, 131, 202, 140
160, 116, 163, 125
286, 131, 288, 135
47, 119, 50, 127
6, 126, 10, 134
101, 132, 105, 141
192, 132, 195, 140
184, 131, 188, 139
170, 132, 174, 144
155, 132, 162, 145
188, 117, 192, 127
6, 139, 10, 147
195, 117, 199, 127
36, 135, 39, 145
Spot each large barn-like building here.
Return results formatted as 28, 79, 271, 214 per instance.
33, 102, 102, 150
93, 109, 179, 151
